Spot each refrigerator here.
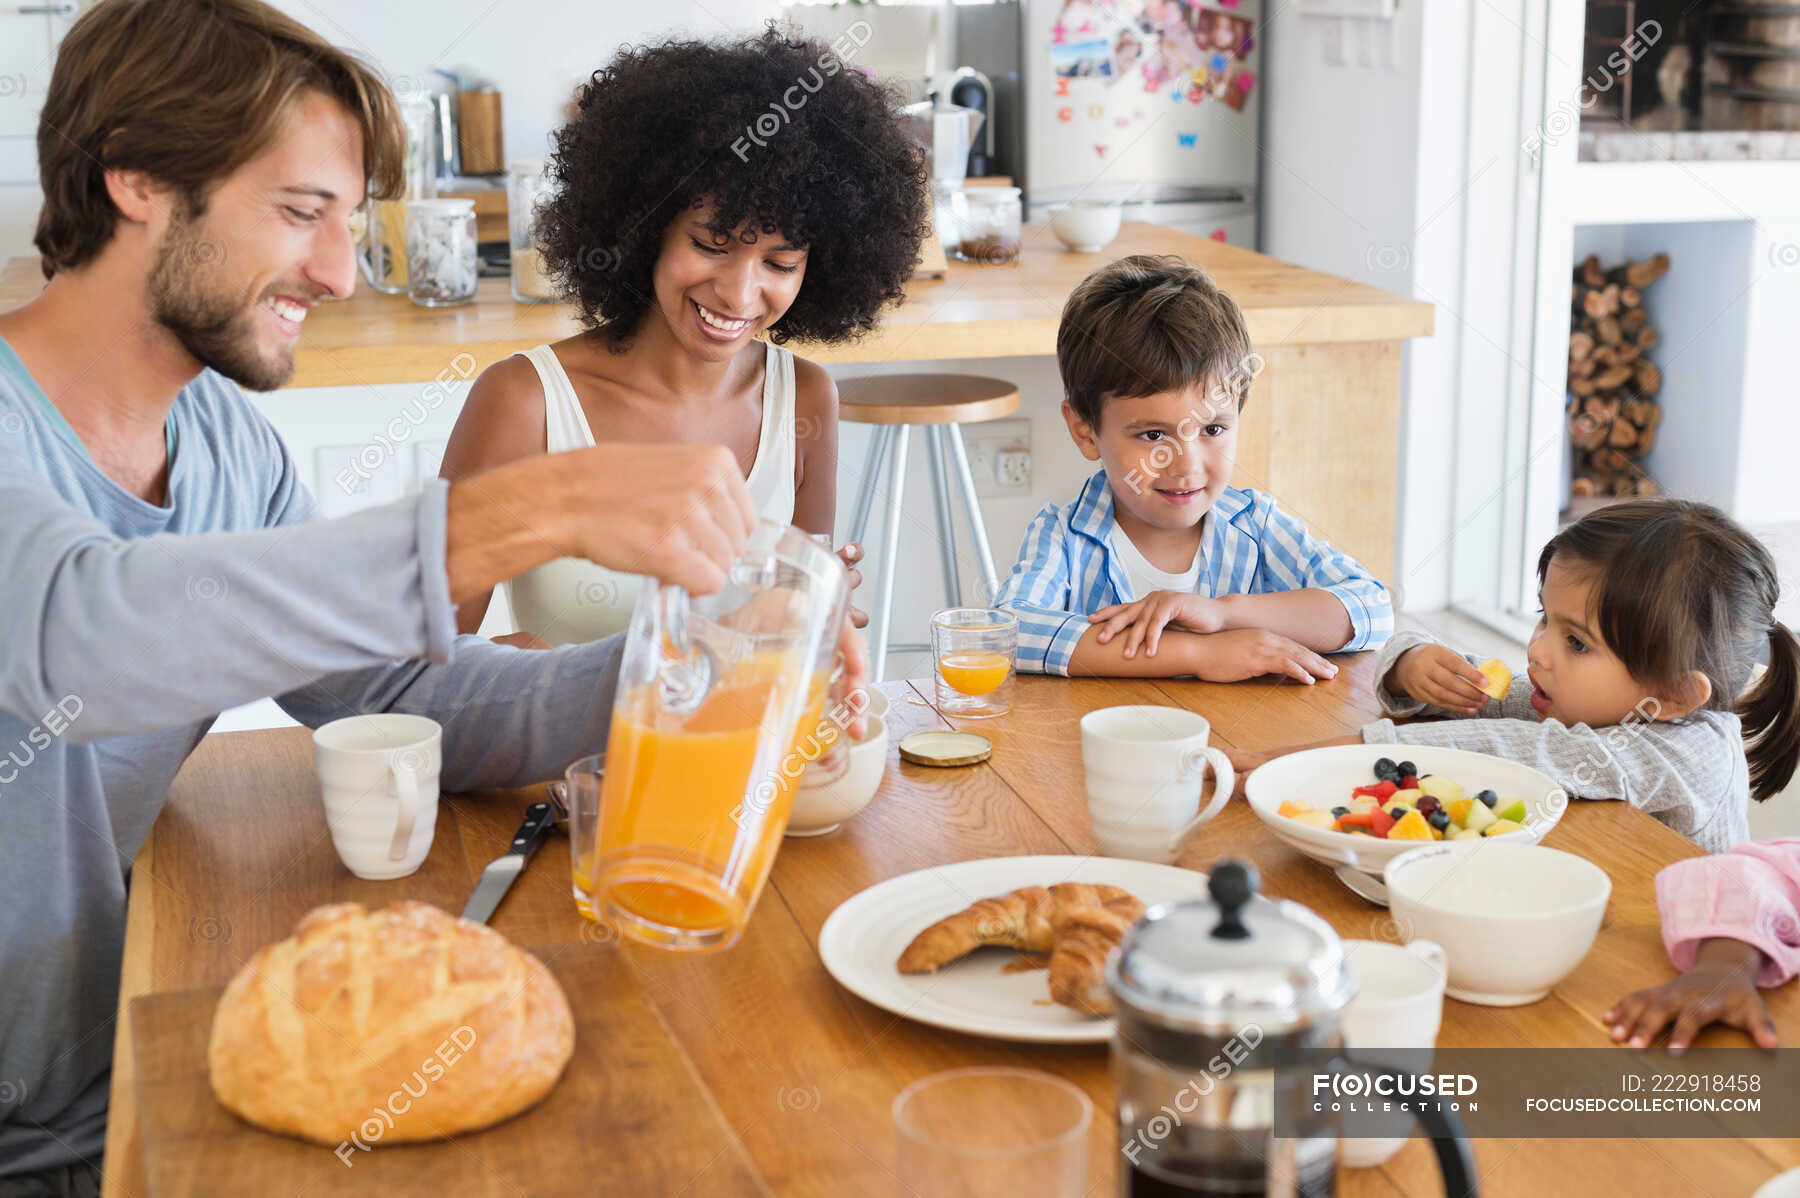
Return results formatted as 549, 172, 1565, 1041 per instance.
959, 0, 1262, 249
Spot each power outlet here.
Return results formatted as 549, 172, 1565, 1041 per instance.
961, 418, 1032, 499
313, 442, 407, 518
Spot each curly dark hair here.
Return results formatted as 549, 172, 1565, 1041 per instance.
539, 25, 930, 350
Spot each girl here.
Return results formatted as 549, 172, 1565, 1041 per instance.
443, 26, 927, 646
1605, 838, 1797, 1053
1233, 500, 1800, 853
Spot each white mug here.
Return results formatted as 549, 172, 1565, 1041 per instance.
313, 714, 442, 880
1079, 706, 1234, 863
1339, 938, 1449, 1168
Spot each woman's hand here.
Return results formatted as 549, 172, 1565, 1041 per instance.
1089, 591, 1226, 658
837, 541, 868, 629
491, 631, 552, 650
1605, 939, 1778, 1054
1390, 644, 1490, 714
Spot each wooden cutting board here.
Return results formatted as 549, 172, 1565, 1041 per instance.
131, 944, 766, 1196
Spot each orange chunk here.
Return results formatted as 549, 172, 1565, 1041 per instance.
1388, 809, 1436, 841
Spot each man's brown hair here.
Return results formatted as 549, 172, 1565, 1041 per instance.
34, 0, 404, 279
1056, 254, 1255, 430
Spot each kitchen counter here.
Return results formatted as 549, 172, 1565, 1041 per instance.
2, 224, 1431, 578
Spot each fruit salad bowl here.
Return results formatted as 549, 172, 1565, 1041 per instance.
1244, 744, 1567, 876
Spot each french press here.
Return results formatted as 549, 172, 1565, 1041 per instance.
1106, 861, 1477, 1196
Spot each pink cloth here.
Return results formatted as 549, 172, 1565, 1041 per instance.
1657, 837, 1800, 988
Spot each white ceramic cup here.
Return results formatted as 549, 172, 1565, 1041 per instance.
1338, 938, 1449, 1168
1079, 706, 1234, 863
1754, 1169, 1800, 1198
312, 714, 442, 880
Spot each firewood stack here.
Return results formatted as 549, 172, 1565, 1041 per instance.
1566, 251, 1670, 500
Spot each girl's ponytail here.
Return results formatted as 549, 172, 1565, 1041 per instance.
1741, 620, 1800, 801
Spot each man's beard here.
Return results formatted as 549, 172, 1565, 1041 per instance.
146, 209, 295, 392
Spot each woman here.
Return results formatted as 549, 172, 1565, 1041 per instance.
444, 26, 928, 645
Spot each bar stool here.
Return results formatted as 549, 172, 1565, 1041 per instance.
838, 373, 1021, 680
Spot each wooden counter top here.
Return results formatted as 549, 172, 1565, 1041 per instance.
2, 223, 1431, 388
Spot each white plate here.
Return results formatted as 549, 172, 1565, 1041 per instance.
1244, 744, 1566, 876
818, 855, 1206, 1044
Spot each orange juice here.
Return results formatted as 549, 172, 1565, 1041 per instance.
938, 651, 1011, 696
592, 653, 824, 948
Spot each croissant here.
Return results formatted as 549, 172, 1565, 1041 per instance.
896, 883, 1143, 977
1048, 904, 1139, 1016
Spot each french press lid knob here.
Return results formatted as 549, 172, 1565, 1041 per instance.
1208, 861, 1257, 940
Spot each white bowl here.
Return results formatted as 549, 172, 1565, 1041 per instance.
1049, 203, 1123, 252
1243, 744, 1566, 876
1384, 841, 1610, 1005
787, 714, 888, 836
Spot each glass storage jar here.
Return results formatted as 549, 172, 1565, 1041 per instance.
405, 198, 478, 307
506, 158, 558, 304
951, 186, 1022, 264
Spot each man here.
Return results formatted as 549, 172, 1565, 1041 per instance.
0, 1, 863, 1187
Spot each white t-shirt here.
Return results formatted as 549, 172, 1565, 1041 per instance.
1108, 523, 1203, 599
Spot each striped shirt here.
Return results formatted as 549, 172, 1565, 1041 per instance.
993, 469, 1394, 676
1362, 630, 1751, 853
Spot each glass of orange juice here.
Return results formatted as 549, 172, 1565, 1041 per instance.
584, 523, 848, 953
563, 754, 604, 921
931, 607, 1018, 717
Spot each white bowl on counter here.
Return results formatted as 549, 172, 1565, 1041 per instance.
1049, 203, 1123, 253
1243, 744, 1566, 876
1383, 840, 1610, 1006
787, 710, 889, 837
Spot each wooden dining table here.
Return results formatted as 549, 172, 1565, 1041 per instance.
102, 656, 1800, 1197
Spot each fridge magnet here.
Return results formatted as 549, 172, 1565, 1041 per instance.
1210, 228, 1229, 241
1094, 143, 1110, 157
1089, 103, 1106, 119
1056, 77, 1072, 96
1222, 69, 1251, 111
1115, 116, 1132, 127
1177, 131, 1199, 148
1058, 106, 1075, 122
1053, 37, 1116, 79
1112, 29, 1144, 77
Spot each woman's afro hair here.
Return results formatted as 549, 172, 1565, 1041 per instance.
538, 24, 930, 350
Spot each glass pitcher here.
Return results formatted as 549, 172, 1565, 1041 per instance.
584, 522, 849, 952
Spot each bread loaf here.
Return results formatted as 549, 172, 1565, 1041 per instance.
207, 901, 574, 1146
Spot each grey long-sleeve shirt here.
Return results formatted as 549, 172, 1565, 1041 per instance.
0, 339, 624, 1174
1360, 630, 1749, 854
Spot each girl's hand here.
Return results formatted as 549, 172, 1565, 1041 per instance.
1605, 939, 1779, 1054
1391, 644, 1491, 714
1090, 591, 1225, 658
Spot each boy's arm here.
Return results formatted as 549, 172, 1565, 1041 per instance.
993, 504, 1089, 676
1231, 498, 1395, 652
1070, 624, 1335, 683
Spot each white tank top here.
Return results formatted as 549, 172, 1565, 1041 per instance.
503, 340, 798, 645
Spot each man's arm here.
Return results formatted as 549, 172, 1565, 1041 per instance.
0, 440, 754, 741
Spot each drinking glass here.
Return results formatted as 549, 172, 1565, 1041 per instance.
563, 754, 604, 920
930, 607, 1017, 717
894, 1067, 1091, 1197
588, 522, 848, 953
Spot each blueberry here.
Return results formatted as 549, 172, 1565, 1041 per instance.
1331, 805, 1350, 817
1427, 810, 1450, 831
1388, 807, 1407, 822
1477, 789, 1498, 808
1397, 760, 1417, 779
1373, 757, 1400, 783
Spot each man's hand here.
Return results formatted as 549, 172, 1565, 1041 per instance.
1605, 939, 1778, 1054
1089, 591, 1226, 658
445, 443, 759, 604
1192, 628, 1338, 685
1390, 644, 1490, 714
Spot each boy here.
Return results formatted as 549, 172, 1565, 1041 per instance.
994, 255, 1392, 680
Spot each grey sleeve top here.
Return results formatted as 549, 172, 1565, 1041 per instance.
1360, 630, 1750, 854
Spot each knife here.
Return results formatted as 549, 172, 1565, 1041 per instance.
460, 801, 559, 924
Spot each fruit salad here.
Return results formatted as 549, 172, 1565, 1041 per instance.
1275, 757, 1529, 841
